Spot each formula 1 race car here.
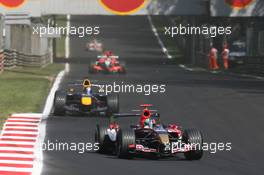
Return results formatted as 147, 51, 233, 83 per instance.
89, 51, 126, 74
53, 79, 119, 116
86, 39, 103, 52
95, 104, 203, 160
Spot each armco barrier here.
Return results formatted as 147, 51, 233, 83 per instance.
0, 50, 4, 73
1, 50, 50, 70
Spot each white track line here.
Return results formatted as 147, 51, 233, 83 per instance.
32, 70, 66, 175
65, 14, 70, 59
11, 114, 42, 118
65, 14, 71, 73
147, 15, 172, 59
42, 70, 65, 117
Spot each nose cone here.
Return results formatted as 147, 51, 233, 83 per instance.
159, 134, 170, 145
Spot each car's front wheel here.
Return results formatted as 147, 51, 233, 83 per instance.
53, 91, 67, 116
116, 129, 135, 159
183, 128, 203, 160
106, 94, 119, 115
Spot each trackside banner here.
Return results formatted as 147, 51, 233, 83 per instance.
0, 0, 263, 16
211, 0, 264, 17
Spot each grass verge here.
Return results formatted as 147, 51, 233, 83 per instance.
0, 64, 64, 128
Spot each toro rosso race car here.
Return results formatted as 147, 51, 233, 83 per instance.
95, 104, 203, 160
53, 79, 119, 116
89, 51, 126, 74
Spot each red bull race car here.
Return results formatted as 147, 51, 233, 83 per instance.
53, 79, 119, 116
95, 104, 203, 160
89, 51, 126, 74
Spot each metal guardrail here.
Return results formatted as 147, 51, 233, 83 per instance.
0, 50, 4, 73
1, 50, 50, 70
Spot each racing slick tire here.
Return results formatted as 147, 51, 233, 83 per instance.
119, 61, 126, 74
95, 125, 111, 153
53, 91, 67, 116
183, 128, 203, 160
89, 62, 96, 74
106, 94, 119, 115
116, 129, 135, 159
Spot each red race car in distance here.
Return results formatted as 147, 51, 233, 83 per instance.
89, 51, 126, 74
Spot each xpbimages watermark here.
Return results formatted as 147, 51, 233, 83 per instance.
164, 24, 232, 38
42, 140, 99, 154
32, 24, 100, 38
42, 140, 232, 154
96, 82, 166, 95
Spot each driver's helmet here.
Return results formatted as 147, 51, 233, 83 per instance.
151, 113, 161, 125
105, 58, 111, 67
104, 51, 113, 57
83, 79, 91, 88
144, 118, 151, 129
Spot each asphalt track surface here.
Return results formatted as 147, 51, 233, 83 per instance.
42, 16, 264, 175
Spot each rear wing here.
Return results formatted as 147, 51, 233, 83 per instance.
97, 55, 119, 59
112, 113, 141, 118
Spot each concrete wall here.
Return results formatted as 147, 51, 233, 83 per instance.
5, 23, 49, 55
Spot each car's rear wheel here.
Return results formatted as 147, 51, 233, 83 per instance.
89, 62, 96, 74
119, 61, 126, 74
95, 125, 111, 153
53, 91, 67, 116
183, 128, 203, 160
106, 94, 119, 115
116, 129, 135, 159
